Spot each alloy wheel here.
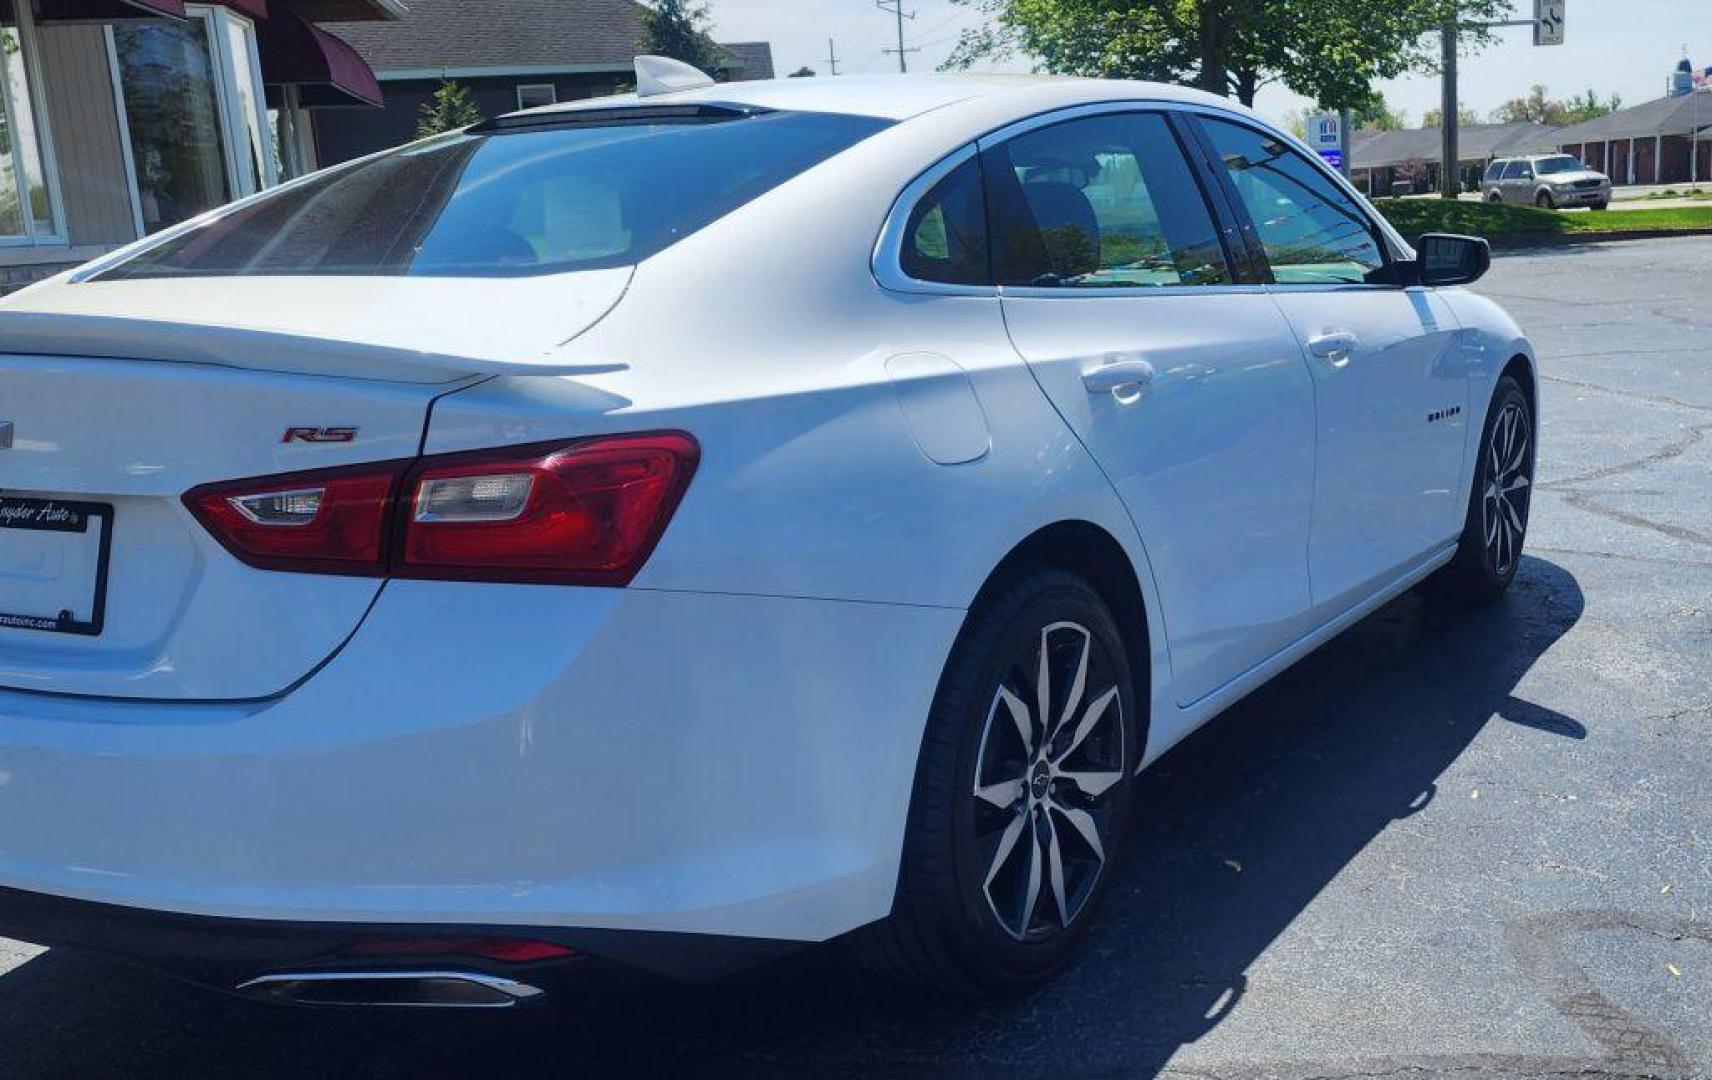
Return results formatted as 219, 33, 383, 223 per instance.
1481, 399, 1533, 577
972, 621, 1125, 942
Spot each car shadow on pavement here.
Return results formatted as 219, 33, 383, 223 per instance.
0, 557, 1585, 1079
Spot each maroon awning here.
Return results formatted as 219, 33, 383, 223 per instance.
36, 0, 266, 19
35, 0, 187, 19
257, 6, 382, 108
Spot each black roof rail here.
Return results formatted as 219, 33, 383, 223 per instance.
471, 103, 773, 134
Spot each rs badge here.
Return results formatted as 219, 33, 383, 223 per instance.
282, 427, 359, 444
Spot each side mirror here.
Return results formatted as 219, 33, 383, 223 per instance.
1416, 232, 1491, 287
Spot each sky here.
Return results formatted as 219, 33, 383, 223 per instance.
701, 0, 1712, 127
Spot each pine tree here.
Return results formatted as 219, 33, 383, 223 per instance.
416, 79, 483, 138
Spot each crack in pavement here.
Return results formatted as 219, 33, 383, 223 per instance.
1556, 489, 1712, 548
1530, 376, 1712, 547
1532, 545, 1712, 570
1540, 375, 1712, 416
1144, 910, 1712, 1080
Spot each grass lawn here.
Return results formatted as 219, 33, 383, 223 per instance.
1371, 198, 1712, 241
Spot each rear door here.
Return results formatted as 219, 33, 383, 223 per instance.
984, 107, 1318, 706
1501, 159, 1531, 204
1187, 114, 1468, 617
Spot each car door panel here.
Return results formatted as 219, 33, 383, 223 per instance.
980, 108, 1317, 707
1265, 286, 1468, 612
1003, 294, 1318, 705
1189, 115, 1471, 618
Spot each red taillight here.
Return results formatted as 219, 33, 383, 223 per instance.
184, 461, 407, 576
397, 433, 699, 585
182, 432, 698, 585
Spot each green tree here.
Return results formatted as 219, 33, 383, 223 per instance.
1353, 92, 1408, 131
1421, 103, 1479, 128
639, 0, 722, 76
416, 79, 483, 138
1561, 88, 1621, 123
1490, 85, 1622, 125
945, 0, 1510, 109
1490, 84, 1565, 124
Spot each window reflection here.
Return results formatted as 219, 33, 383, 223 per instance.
113, 15, 232, 234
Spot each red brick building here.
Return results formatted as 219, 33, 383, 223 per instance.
1553, 90, 1712, 187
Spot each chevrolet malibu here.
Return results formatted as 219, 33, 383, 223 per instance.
0, 61, 1535, 1003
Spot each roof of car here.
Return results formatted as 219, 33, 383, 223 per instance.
515, 72, 1235, 123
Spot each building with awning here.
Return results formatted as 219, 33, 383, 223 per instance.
311, 0, 776, 167
1349, 122, 1561, 197
1551, 89, 1712, 187
1, 0, 396, 293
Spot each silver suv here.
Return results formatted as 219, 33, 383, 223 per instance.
1481, 154, 1612, 210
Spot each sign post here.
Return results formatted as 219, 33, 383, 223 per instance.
1441, 2, 1565, 199
1308, 112, 1344, 172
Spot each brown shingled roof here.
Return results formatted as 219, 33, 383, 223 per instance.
324, 0, 772, 77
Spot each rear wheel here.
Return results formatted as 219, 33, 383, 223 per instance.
1428, 375, 1535, 605
855, 570, 1138, 995
1591, 200, 1609, 211
1487, 190, 1504, 204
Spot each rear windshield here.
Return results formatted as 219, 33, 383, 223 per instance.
98, 110, 891, 280
1535, 155, 1584, 175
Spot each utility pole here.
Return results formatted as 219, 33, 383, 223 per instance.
1441, 20, 1460, 198
877, 0, 919, 73
827, 37, 841, 76
1441, 3, 1564, 200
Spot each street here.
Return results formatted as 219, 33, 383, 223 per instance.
1, 237, 1708, 1078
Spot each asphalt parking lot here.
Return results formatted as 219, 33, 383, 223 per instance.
1, 237, 1709, 1079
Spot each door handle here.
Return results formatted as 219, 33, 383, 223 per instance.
1081, 358, 1157, 399
1307, 331, 1360, 366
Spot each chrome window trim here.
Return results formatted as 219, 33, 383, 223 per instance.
1000, 282, 1271, 300
872, 141, 993, 297
1177, 103, 1417, 281
873, 97, 1413, 300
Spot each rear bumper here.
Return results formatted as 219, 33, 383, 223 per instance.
0, 884, 800, 988
0, 581, 962, 946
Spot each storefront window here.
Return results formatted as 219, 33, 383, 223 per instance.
113, 15, 232, 233
0, 0, 61, 243
221, 12, 275, 193
112, 8, 273, 235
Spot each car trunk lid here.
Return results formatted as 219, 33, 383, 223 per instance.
0, 273, 630, 701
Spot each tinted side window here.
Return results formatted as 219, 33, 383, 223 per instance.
982, 111, 1230, 289
1199, 118, 1384, 286
900, 155, 990, 286
1483, 161, 1505, 182
1502, 160, 1528, 180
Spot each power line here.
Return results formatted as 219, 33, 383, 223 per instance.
876, 0, 921, 73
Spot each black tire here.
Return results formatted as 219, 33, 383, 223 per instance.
1487, 191, 1504, 204
1590, 201, 1609, 211
1536, 190, 1556, 209
853, 570, 1139, 995
1427, 375, 1535, 605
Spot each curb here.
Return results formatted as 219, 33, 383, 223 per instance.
1485, 227, 1712, 251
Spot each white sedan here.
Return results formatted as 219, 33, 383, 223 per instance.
0, 60, 1535, 1003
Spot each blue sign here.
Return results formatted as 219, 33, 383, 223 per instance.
1318, 148, 1343, 170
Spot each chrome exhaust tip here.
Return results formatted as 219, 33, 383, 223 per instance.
237, 969, 545, 1009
